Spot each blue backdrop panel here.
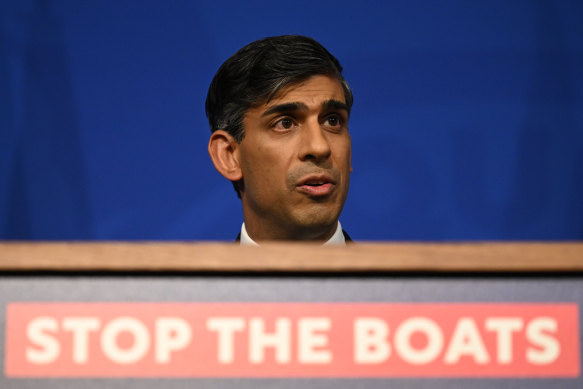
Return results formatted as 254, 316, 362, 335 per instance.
1, 0, 582, 240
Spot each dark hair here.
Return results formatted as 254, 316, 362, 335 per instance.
205, 35, 353, 142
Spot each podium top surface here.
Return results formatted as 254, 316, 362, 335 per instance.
0, 242, 582, 273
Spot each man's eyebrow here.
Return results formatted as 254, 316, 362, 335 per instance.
261, 102, 309, 117
261, 100, 350, 117
321, 99, 350, 114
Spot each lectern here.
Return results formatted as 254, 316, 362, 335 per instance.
1, 242, 582, 388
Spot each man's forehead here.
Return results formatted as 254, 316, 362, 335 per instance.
266, 75, 345, 107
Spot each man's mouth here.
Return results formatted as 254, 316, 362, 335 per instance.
296, 175, 336, 196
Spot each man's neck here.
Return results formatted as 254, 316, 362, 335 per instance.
240, 221, 346, 246
242, 217, 339, 242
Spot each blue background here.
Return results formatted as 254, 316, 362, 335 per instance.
1, 0, 582, 241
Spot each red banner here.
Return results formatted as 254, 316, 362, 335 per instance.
5, 303, 579, 377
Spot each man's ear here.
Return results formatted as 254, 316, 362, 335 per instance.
208, 130, 243, 182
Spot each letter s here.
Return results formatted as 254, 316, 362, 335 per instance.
526, 317, 560, 365
26, 317, 60, 364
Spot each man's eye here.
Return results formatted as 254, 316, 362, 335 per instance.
325, 114, 342, 127
274, 118, 294, 130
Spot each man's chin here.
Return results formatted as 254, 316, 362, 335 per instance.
288, 211, 341, 240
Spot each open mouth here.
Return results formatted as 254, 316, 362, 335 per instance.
297, 178, 335, 196
304, 180, 328, 187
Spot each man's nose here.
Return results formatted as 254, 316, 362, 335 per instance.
298, 118, 332, 162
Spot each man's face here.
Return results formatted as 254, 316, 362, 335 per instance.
238, 75, 352, 241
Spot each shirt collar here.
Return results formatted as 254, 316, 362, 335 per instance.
240, 221, 345, 246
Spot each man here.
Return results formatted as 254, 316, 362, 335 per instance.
206, 35, 353, 245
